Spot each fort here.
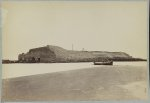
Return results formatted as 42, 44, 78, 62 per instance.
16, 45, 145, 63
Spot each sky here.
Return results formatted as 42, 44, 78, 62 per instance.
2, 1, 148, 60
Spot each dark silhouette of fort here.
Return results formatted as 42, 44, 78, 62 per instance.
14, 45, 145, 63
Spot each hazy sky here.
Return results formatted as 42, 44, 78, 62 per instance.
2, 1, 148, 60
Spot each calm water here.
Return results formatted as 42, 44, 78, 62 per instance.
2, 61, 147, 79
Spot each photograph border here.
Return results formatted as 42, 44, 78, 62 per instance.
0, 0, 149, 103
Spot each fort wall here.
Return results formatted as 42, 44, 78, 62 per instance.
18, 45, 133, 63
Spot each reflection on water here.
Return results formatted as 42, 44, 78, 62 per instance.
2, 61, 147, 79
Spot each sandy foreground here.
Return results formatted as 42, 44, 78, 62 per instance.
2, 65, 148, 101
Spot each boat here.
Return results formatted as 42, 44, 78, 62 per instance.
93, 61, 113, 65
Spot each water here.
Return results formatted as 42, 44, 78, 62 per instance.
113, 61, 147, 66
2, 61, 147, 79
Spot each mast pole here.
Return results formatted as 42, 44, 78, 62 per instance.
72, 44, 74, 51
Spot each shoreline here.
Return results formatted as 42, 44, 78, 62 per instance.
2, 59, 147, 64
2, 65, 147, 101
2, 62, 147, 79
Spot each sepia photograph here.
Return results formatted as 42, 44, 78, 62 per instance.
1, 0, 149, 102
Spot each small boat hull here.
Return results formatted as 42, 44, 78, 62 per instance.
94, 61, 113, 65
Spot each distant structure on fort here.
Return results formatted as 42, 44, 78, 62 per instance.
17, 45, 142, 63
